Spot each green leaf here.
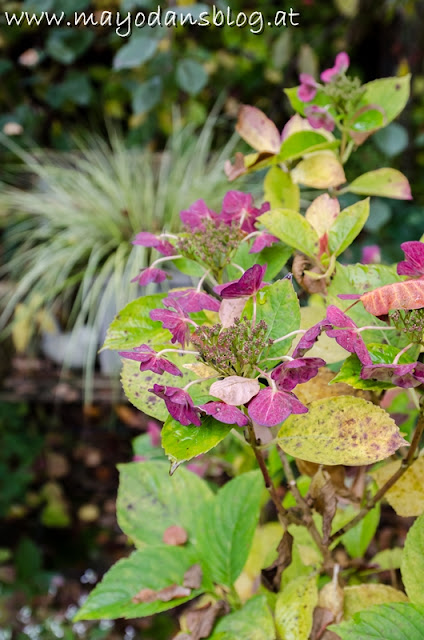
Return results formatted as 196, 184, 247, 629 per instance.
103, 294, 170, 350
210, 595, 275, 640
284, 86, 335, 118
227, 240, 292, 281
278, 131, 339, 163
347, 169, 411, 200
371, 548, 403, 571
401, 512, 424, 605
197, 471, 263, 587
116, 461, 213, 548
161, 415, 233, 464
264, 167, 300, 211
328, 198, 369, 257
74, 546, 202, 620
275, 574, 318, 640
121, 354, 212, 421
278, 396, 407, 466
245, 279, 301, 361
176, 59, 208, 95
331, 602, 424, 640
330, 343, 418, 391
358, 75, 411, 127
46, 29, 94, 64
132, 433, 166, 462
333, 503, 380, 558
113, 37, 158, 70
259, 209, 319, 259
132, 77, 162, 114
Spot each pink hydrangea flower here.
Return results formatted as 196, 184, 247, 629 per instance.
164, 289, 220, 313
180, 199, 218, 231
216, 264, 267, 299
150, 300, 192, 347
199, 401, 248, 426
131, 266, 168, 286
361, 362, 424, 388
397, 241, 424, 277
304, 105, 335, 132
320, 52, 350, 83
221, 191, 270, 234
247, 387, 307, 427
298, 73, 319, 102
271, 358, 326, 391
325, 306, 372, 365
132, 232, 175, 256
361, 245, 381, 265
118, 344, 182, 377
249, 232, 279, 254
149, 384, 201, 426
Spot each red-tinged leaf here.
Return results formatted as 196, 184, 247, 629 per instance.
209, 376, 260, 406
305, 194, 340, 239
361, 278, 424, 316
236, 105, 281, 153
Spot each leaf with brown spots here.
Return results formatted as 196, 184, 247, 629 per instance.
183, 564, 203, 589
156, 584, 192, 602
278, 396, 407, 466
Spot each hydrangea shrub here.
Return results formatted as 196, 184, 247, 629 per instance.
76, 55, 424, 639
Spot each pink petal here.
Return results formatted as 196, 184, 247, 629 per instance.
271, 358, 326, 392
209, 376, 260, 406
199, 402, 248, 426
218, 264, 267, 299
248, 388, 307, 427
249, 232, 279, 254
397, 241, 424, 277
132, 267, 168, 286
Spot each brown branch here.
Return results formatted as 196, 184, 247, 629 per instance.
330, 405, 424, 545
246, 422, 300, 528
277, 447, 334, 571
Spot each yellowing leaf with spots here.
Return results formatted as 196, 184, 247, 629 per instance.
278, 396, 407, 466
343, 585, 408, 620
275, 574, 318, 640
291, 151, 346, 189
371, 457, 424, 517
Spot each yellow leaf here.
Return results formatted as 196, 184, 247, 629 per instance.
182, 362, 218, 378
343, 584, 408, 619
291, 151, 346, 189
371, 457, 424, 517
278, 396, 407, 466
305, 194, 340, 238
275, 574, 318, 640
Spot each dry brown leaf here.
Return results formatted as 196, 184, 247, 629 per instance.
183, 564, 203, 589
261, 530, 294, 592
184, 601, 229, 640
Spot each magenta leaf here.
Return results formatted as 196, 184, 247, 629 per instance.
199, 402, 248, 426
149, 384, 201, 426
248, 387, 307, 427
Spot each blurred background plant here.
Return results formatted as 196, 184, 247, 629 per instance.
0, 110, 258, 400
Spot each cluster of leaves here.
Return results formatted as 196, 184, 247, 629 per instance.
75, 55, 424, 638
